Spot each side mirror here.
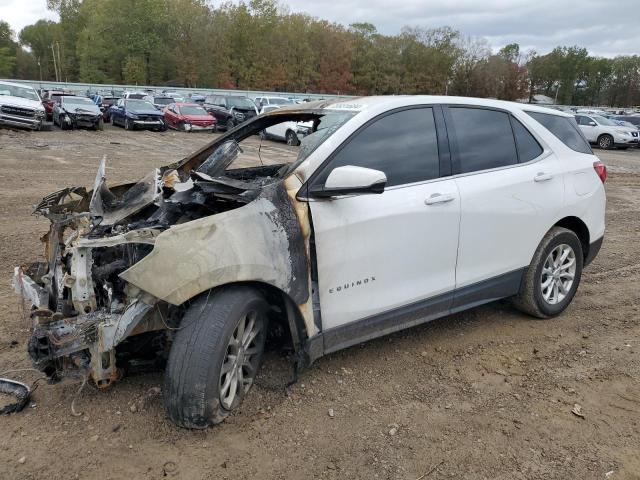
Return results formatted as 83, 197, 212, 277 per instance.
309, 165, 387, 198
588, 121, 597, 126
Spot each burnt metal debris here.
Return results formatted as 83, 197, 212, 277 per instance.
0, 378, 31, 414
13, 107, 326, 388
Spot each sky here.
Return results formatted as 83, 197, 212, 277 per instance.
1, 0, 638, 57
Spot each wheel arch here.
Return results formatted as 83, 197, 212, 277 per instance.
552, 216, 590, 260
186, 281, 309, 354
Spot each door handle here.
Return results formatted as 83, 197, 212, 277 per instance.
534, 172, 553, 182
425, 193, 455, 205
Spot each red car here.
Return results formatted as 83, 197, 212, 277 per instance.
163, 102, 217, 132
42, 90, 75, 121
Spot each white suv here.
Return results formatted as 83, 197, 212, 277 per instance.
575, 113, 638, 149
14, 96, 606, 428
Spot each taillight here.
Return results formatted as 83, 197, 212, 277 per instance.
593, 160, 607, 183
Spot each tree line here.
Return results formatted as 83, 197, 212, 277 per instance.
0, 0, 638, 106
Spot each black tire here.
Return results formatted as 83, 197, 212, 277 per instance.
597, 134, 613, 150
513, 227, 584, 319
226, 117, 235, 130
285, 130, 300, 146
164, 287, 269, 428
125, 118, 133, 131
96, 118, 104, 131
178, 121, 187, 132
212, 123, 218, 133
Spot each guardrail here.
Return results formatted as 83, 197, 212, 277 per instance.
0, 78, 351, 101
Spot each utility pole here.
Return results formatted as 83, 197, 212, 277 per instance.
51, 43, 59, 82
56, 42, 63, 83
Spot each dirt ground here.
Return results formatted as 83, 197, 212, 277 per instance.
0, 124, 639, 480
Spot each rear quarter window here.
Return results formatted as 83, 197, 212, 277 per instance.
526, 111, 592, 154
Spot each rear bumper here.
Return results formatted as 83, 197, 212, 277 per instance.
585, 236, 603, 267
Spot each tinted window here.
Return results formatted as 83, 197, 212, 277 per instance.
449, 107, 517, 173
511, 117, 543, 162
316, 107, 439, 188
575, 115, 592, 126
527, 112, 592, 154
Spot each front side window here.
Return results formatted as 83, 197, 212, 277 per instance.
575, 115, 593, 126
449, 107, 517, 173
314, 107, 440, 188
527, 112, 592, 154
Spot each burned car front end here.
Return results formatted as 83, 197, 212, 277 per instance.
12, 106, 343, 388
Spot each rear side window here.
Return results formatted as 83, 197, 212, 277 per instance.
449, 107, 517, 173
511, 117, 543, 162
315, 107, 440, 188
526, 112, 592, 154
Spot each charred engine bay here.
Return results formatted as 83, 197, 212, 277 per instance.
21, 141, 288, 380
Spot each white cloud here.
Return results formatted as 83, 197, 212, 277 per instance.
0, 0, 58, 36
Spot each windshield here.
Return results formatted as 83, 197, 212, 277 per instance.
154, 97, 174, 105
126, 100, 155, 109
592, 115, 617, 126
180, 105, 208, 115
64, 97, 95, 106
227, 97, 255, 109
294, 111, 357, 165
0, 83, 40, 101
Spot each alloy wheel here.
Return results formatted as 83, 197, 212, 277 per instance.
218, 310, 263, 410
540, 244, 576, 305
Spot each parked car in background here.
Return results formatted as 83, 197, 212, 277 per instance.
53, 96, 103, 130
162, 91, 186, 103
188, 93, 206, 104
98, 95, 121, 122
254, 96, 296, 109
612, 115, 640, 129
163, 102, 217, 132
148, 95, 175, 110
42, 90, 75, 121
123, 91, 148, 100
254, 96, 296, 108
258, 105, 310, 145
575, 113, 638, 149
202, 95, 258, 130
0, 80, 46, 130
110, 98, 166, 131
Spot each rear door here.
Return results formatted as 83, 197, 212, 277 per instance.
308, 106, 460, 335
445, 106, 564, 307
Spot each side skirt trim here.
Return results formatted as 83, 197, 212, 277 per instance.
305, 267, 526, 363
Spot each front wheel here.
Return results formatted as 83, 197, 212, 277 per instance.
124, 118, 133, 131
96, 118, 104, 131
226, 117, 235, 130
513, 227, 583, 318
164, 287, 269, 428
597, 134, 613, 150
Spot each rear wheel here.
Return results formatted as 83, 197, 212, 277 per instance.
513, 227, 583, 318
597, 134, 613, 150
164, 287, 269, 428
285, 130, 300, 146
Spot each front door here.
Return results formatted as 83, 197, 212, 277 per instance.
307, 106, 460, 331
